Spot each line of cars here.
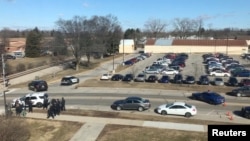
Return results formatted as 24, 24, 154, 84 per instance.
27, 75, 80, 92
110, 90, 250, 119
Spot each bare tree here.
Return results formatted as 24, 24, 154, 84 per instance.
56, 16, 88, 71
144, 18, 168, 38
172, 18, 197, 39
56, 15, 122, 70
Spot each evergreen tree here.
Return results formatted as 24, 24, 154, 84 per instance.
25, 27, 42, 57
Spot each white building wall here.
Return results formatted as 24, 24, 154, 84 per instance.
144, 45, 247, 55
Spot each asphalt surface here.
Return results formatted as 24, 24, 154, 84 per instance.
1, 53, 250, 141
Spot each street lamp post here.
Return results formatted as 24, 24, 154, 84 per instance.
123, 38, 125, 64
112, 42, 115, 72
1, 54, 7, 117
226, 35, 229, 55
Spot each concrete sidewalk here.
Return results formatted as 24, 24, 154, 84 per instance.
24, 112, 207, 141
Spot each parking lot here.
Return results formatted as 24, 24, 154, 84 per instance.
107, 52, 250, 88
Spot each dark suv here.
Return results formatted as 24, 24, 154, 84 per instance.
227, 77, 238, 86
28, 80, 48, 92
198, 75, 210, 85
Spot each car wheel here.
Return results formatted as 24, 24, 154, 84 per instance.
224, 74, 228, 77
116, 106, 122, 111
36, 102, 43, 108
161, 110, 167, 115
185, 112, 191, 118
237, 93, 242, 97
138, 107, 144, 112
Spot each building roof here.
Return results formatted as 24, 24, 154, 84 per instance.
145, 38, 156, 45
155, 39, 173, 46
172, 39, 247, 46
120, 39, 134, 46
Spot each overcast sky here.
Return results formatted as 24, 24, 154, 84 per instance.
1, 0, 249, 31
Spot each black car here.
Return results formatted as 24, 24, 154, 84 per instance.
110, 96, 151, 111
183, 75, 196, 84
146, 75, 158, 83
231, 86, 250, 97
28, 80, 48, 92
5, 54, 16, 60
60, 76, 80, 85
226, 77, 238, 86
122, 74, 134, 82
111, 74, 124, 81
197, 75, 210, 85
172, 74, 183, 84
241, 106, 250, 119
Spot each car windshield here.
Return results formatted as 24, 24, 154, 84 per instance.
185, 103, 192, 108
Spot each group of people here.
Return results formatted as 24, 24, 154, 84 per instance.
46, 97, 66, 119
14, 99, 33, 117
13, 96, 66, 119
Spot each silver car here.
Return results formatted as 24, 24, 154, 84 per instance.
134, 73, 146, 82
214, 77, 224, 86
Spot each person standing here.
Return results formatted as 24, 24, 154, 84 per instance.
43, 97, 49, 110
61, 97, 66, 111
28, 100, 33, 113
47, 105, 54, 119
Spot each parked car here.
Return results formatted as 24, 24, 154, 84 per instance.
238, 78, 250, 87
134, 73, 146, 82
183, 75, 196, 84
158, 75, 170, 83
144, 68, 160, 74
110, 96, 151, 111
60, 76, 79, 85
5, 54, 16, 60
191, 91, 225, 105
111, 74, 124, 81
232, 69, 250, 77
12, 92, 49, 108
213, 77, 224, 86
172, 74, 183, 84
231, 86, 250, 97
122, 74, 134, 82
155, 102, 197, 118
197, 75, 210, 85
100, 73, 113, 80
226, 77, 239, 86
209, 70, 230, 77
161, 68, 179, 75
146, 75, 158, 83
28, 80, 48, 92
241, 106, 250, 119
123, 60, 134, 65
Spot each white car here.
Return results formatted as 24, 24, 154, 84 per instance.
161, 68, 179, 75
12, 92, 49, 108
100, 73, 113, 80
156, 102, 197, 117
209, 70, 231, 77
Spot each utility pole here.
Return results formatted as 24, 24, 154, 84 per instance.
123, 38, 125, 64
1, 54, 7, 116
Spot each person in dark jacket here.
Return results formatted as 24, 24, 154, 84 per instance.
61, 97, 66, 111
28, 100, 33, 113
43, 97, 49, 110
47, 105, 54, 119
